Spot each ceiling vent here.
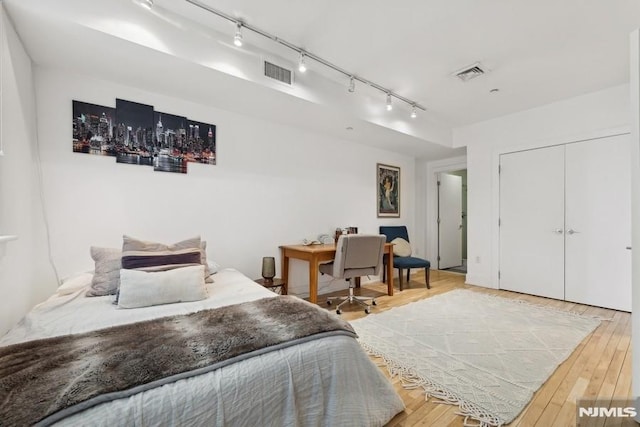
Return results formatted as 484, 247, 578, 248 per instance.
264, 60, 293, 85
452, 62, 486, 82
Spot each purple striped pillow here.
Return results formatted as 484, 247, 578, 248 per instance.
121, 248, 202, 271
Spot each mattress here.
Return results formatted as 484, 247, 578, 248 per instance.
0, 268, 404, 426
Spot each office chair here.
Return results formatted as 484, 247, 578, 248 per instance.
379, 226, 431, 291
319, 234, 386, 314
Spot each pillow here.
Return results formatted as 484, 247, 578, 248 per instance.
121, 235, 213, 281
122, 235, 201, 253
391, 237, 412, 257
201, 241, 214, 283
117, 265, 207, 309
87, 247, 122, 296
207, 259, 220, 275
57, 272, 93, 296
122, 235, 202, 272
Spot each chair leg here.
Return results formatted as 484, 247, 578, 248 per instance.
398, 268, 404, 291
406, 269, 410, 283
382, 265, 386, 282
425, 268, 430, 289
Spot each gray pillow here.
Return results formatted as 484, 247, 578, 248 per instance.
87, 247, 121, 297
121, 235, 213, 282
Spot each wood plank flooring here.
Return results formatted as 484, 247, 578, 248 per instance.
314, 269, 633, 427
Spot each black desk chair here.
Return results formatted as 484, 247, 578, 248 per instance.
379, 226, 431, 291
319, 234, 386, 314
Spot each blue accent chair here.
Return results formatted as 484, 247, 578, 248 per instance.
379, 226, 431, 291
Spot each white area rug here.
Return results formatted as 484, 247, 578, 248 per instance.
350, 289, 601, 426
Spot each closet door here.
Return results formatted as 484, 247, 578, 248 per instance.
499, 146, 565, 299
565, 134, 631, 311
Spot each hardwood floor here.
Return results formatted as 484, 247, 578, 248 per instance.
314, 269, 634, 427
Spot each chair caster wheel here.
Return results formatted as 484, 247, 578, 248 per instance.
372, 299, 377, 306
365, 307, 371, 314
336, 309, 342, 315
327, 300, 332, 306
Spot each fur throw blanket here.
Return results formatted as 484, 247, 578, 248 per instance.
0, 296, 356, 426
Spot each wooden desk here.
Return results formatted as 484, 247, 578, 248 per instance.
279, 243, 394, 304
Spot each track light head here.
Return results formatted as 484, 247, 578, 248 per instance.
233, 23, 243, 47
411, 105, 417, 118
348, 76, 355, 93
298, 53, 307, 73
386, 94, 393, 111
133, 0, 153, 10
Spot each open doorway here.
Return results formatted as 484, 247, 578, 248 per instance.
437, 169, 467, 273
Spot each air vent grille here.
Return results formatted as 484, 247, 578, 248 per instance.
264, 61, 292, 85
453, 62, 486, 82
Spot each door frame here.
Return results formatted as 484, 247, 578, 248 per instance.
425, 156, 467, 269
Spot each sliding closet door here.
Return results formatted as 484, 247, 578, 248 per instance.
499, 146, 566, 299
565, 135, 631, 311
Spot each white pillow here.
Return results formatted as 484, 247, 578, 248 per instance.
391, 237, 412, 257
57, 272, 94, 295
117, 265, 207, 309
207, 259, 220, 275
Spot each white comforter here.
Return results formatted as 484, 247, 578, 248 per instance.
1, 269, 404, 426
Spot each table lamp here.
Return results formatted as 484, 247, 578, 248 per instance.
261, 256, 276, 283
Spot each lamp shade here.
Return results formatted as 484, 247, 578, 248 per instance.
261, 257, 276, 282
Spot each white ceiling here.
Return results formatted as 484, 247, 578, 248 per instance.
4, 0, 640, 158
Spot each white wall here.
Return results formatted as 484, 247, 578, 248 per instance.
0, 7, 55, 335
453, 84, 630, 288
629, 29, 640, 412
33, 67, 416, 300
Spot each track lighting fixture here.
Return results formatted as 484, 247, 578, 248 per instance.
184, 0, 426, 117
411, 105, 417, 118
233, 23, 243, 47
133, 0, 153, 10
298, 53, 307, 73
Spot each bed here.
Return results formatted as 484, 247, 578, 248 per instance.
0, 268, 404, 426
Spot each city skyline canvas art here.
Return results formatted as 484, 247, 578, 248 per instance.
72, 98, 217, 174
72, 101, 116, 156
115, 99, 154, 167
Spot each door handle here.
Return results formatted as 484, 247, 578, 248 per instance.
567, 229, 580, 235
626, 246, 632, 250
553, 229, 564, 234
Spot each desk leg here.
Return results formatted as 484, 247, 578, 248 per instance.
386, 252, 394, 296
281, 249, 289, 292
309, 254, 319, 304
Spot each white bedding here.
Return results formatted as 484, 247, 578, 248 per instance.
1, 268, 404, 426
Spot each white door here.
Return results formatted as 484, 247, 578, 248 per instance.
438, 173, 463, 269
499, 146, 565, 299
565, 135, 632, 311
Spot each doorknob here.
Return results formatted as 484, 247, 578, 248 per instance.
627, 246, 632, 250
567, 229, 580, 235
553, 229, 563, 234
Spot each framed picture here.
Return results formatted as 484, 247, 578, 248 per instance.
377, 163, 400, 217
